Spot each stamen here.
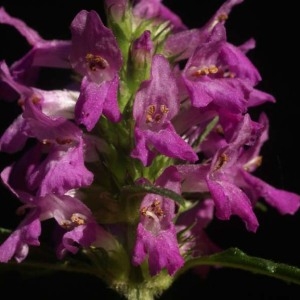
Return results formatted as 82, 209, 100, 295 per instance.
151, 200, 164, 217
41, 139, 51, 145
144, 210, 160, 223
154, 114, 162, 122
243, 156, 262, 171
213, 153, 229, 171
61, 220, 72, 229
223, 71, 236, 78
17, 98, 25, 106
192, 65, 219, 77
217, 13, 228, 22
140, 199, 164, 221
215, 124, 224, 135
160, 104, 169, 114
209, 13, 229, 32
145, 104, 169, 124
85, 53, 109, 71
71, 213, 87, 226
61, 213, 87, 229
55, 137, 73, 145
30, 95, 41, 105
16, 204, 33, 216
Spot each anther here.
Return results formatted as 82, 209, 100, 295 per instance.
213, 153, 229, 171
70, 213, 87, 226
55, 137, 73, 145
145, 104, 169, 124
160, 105, 169, 114
61, 220, 72, 229
41, 139, 51, 145
217, 13, 228, 22
17, 98, 25, 106
140, 199, 164, 219
85, 53, 109, 71
30, 95, 41, 105
193, 65, 219, 77
215, 124, 224, 135
243, 156, 262, 171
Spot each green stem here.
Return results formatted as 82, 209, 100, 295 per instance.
1, 260, 98, 277
176, 247, 300, 285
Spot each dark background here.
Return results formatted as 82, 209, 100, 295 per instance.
0, 0, 299, 299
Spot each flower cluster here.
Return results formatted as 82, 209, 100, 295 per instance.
0, 0, 299, 299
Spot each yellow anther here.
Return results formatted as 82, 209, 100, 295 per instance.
140, 207, 148, 216
147, 104, 156, 115
213, 153, 229, 171
160, 104, 169, 114
243, 156, 263, 171
193, 65, 219, 77
31, 95, 41, 105
61, 220, 72, 229
85, 53, 109, 71
217, 13, 228, 22
140, 199, 164, 219
146, 105, 156, 123
71, 213, 86, 226
209, 65, 219, 74
146, 104, 169, 124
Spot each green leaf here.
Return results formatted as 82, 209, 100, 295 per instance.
0, 227, 11, 243
0, 227, 11, 234
177, 247, 300, 285
121, 184, 187, 208
193, 115, 219, 148
0, 247, 98, 278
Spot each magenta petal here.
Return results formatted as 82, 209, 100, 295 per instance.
0, 7, 44, 45
102, 75, 121, 122
60, 223, 97, 255
75, 77, 109, 131
241, 170, 300, 215
143, 123, 198, 163
0, 211, 41, 263
133, 223, 184, 276
30, 140, 94, 197
207, 179, 259, 232
70, 9, 122, 80
0, 115, 29, 153
130, 126, 155, 166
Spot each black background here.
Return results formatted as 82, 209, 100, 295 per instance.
0, 0, 300, 299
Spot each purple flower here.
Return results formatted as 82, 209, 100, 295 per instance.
2, 135, 93, 197
130, 30, 154, 67
163, 0, 243, 61
132, 0, 187, 32
234, 113, 300, 214
0, 210, 41, 263
0, 60, 95, 195
176, 199, 220, 277
178, 113, 300, 232
131, 54, 198, 166
0, 7, 71, 88
1, 0, 300, 293
105, 0, 128, 21
182, 38, 261, 113
0, 156, 116, 262
132, 166, 184, 276
70, 10, 123, 131
176, 199, 219, 256
0, 7, 43, 45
